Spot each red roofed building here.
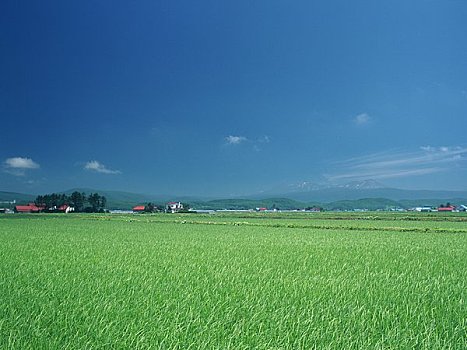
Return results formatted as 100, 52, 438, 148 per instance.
57, 204, 74, 213
133, 205, 146, 213
14, 205, 41, 213
437, 206, 455, 212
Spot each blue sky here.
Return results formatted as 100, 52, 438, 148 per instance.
1, 0, 466, 196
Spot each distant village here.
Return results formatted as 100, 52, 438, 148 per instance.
409, 204, 467, 213
1, 198, 466, 214
0, 201, 189, 214
0, 192, 191, 214
0, 190, 466, 214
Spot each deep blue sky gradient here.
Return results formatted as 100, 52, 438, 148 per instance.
1, 1, 466, 195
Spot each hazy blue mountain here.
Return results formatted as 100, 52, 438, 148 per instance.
278, 188, 467, 203
63, 188, 204, 209
263, 179, 386, 194
256, 180, 467, 202
190, 198, 309, 211
323, 198, 402, 211
63, 188, 158, 207
0, 191, 36, 204
63, 188, 217, 209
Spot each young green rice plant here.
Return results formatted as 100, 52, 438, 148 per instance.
0, 214, 465, 348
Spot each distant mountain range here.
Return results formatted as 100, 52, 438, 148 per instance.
0, 191, 36, 203
255, 180, 467, 203
266, 179, 386, 193
1, 180, 466, 210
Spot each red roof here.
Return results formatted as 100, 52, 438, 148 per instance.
15, 205, 40, 213
133, 206, 145, 211
58, 205, 69, 211
438, 207, 454, 211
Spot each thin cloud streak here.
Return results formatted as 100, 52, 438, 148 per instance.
223, 134, 271, 153
225, 135, 247, 145
326, 146, 467, 182
327, 167, 444, 182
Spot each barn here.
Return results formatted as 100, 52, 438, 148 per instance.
132, 205, 145, 213
14, 204, 41, 213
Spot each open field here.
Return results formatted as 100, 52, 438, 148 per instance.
1, 213, 466, 349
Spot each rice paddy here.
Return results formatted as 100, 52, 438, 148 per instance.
0, 212, 466, 349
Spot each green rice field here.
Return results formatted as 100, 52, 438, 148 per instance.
1, 212, 466, 349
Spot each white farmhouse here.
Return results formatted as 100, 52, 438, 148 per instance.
166, 202, 184, 213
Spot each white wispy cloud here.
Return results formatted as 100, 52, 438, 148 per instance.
326, 146, 467, 182
224, 135, 271, 152
225, 135, 247, 145
84, 160, 121, 174
3, 157, 40, 176
327, 167, 444, 181
353, 113, 370, 125
258, 135, 271, 143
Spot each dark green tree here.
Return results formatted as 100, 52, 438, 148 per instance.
100, 196, 107, 210
88, 193, 101, 212
145, 202, 155, 213
35, 195, 44, 206
70, 191, 85, 212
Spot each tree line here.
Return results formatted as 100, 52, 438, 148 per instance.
143, 202, 166, 213
35, 192, 107, 213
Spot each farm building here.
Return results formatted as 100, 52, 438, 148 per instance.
14, 204, 41, 213
437, 206, 455, 212
57, 204, 74, 213
306, 207, 322, 212
166, 202, 183, 213
132, 205, 145, 213
414, 206, 433, 212
14, 203, 74, 213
